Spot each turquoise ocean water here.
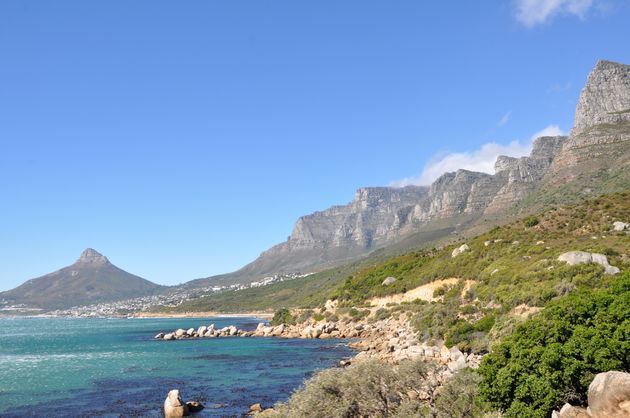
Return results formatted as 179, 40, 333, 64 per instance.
0, 317, 352, 417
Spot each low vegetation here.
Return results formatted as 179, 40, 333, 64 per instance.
327, 192, 629, 352
266, 360, 486, 418
478, 272, 630, 418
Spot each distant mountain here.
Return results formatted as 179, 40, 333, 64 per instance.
0, 249, 165, 310
191, 59, 630, 288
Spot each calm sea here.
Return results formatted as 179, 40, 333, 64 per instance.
0, 317, 352, 417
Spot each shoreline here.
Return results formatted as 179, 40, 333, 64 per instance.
132, 311, 274, 319
0, 311, 275, 320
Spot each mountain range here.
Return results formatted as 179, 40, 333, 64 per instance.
191, 59, 630, 287
2, 59, 629, 310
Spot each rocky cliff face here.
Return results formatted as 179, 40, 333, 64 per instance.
200, 59, 630, 285
571, 60, 630, 137
549, 60, 630, 188
229, 135, 566, 279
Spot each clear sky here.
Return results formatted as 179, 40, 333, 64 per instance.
1, 1, 629, 290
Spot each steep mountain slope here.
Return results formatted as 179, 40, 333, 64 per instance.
193, 60, 629, 288
165, 191, 629, 315
0, 249, 164, 309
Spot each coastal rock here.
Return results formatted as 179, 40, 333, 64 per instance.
164, 333, 175, 341
248, 403, 264, 415
558, 251, 620, 275
451, 244, 470, 258
588, 371, 630, 418
154, 332, 165, 339
186, 328, 195, 337
555, 404, 590, 418
197, 326, 207, 336
175, 329, 186, 338
186, 401, 205, 413
163, 389, 189, 417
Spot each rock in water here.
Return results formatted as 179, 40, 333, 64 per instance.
164, 389, 189, 417
588, 371, 630, 418
186, 401, 205, 413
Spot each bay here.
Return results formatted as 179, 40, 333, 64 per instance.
0, 317, 352, 417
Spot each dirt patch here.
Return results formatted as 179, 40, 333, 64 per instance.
511, 304, 541, 318
368, 278, 474, 309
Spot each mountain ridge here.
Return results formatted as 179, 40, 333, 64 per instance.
191, 59, 630, 288
0, 248, 164, 310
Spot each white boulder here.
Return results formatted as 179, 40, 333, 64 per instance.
452, 244, 470, 258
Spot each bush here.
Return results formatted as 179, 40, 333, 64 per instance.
270, 308, 295, 326
478, 272, 630, 418
434, 369, 485, 418
269, 359, 439, 417
523, 216, 539, 228
348, 308, 370, 320
312, 313, 325, 322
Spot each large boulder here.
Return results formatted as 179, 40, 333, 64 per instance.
174, 329, 186, 338
554, 404, 589, 418
558, 251, 620, 275
452, 244, 470, 258
382, 277, 397, 286
612, 221, 629, 231
588, 371, 630, 418
164, 389, 189, 417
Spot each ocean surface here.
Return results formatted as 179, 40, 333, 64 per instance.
0, 317, 352, 417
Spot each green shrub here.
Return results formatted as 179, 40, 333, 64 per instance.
523, 216, 539, 228
478, 272, 630, 418
269, 359, 438, 417
270, 308, 295, 326
312, 313, 325, 322
434, 369, 485, 418
296, 309, 313, 324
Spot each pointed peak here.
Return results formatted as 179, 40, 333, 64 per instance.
77, 248, 109, 265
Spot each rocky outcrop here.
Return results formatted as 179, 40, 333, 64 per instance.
155, 315, 482, 369
557, 251, 620, 275
552, 371, 630, 418
381, 277, 397, 286
549, 61, 630, 186
572, 61, 630, 137
587, 371, 630, 418
612, 221, 629, 231
451, 244, 470, 258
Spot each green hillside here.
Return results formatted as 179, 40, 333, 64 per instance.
164, 192, 628, 323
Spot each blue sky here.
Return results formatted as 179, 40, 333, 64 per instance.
1, 1, 629, 289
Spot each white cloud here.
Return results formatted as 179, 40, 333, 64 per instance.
390, 124, 565, 187
497, 111, 512, 127
515, 0, 593, 27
